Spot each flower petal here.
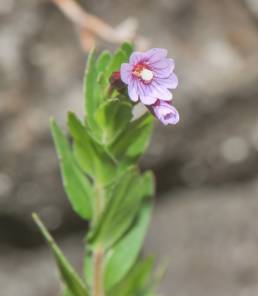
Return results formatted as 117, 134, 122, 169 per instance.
158, 88, 173, 101
152, 58, 175, 70
140, 94, 157, 105
120, 63, 133, 84
144, 48, 168, 63
152, 82, 173, 100
129, 52, 144, 65
156, 72, 178, 89
128, 79, 139, 102
135, 83, 157, 105
136, 81, 155, 105
152, 59, 175, 78
121, 48, 178, 107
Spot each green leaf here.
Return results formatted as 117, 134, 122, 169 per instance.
67, 112, 117, 185
97, 50, 112, 72
95, 99, 133, 144
125, 114, 153, 159
106, 48, 127, 78
32, 214, 88, 296
104, 202, 153, 289
50, 118, 93, 220
108, 257, 154, 296
109, 113, 153, 162
67, 113, 95, 177
96, 50, 113, 96
88, 168, 144, 249
62, 288, 74, 296
121, 42, 133, 59
141, 171, 155, 199
83, 250, 93, 288
83, 49, 101, 132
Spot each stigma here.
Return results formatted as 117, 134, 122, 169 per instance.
140, 68, 154, 82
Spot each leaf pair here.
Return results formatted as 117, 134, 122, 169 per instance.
50, 110, 153, 222
95, 99, 132, 145
84, 201, 153, 291
88, 169, 153, 249
104, 201, 153, 289
68, 112, 117, 186
84, 170, 154, 291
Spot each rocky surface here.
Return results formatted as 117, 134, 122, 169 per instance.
1, 0, 258, 295
1, 181, 258, 296
147, 181, 258, 296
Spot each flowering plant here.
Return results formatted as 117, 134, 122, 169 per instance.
33, 43, 179, 296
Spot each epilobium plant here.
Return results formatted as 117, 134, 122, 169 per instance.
33, 43, 179, 296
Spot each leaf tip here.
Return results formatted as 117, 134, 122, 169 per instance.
67, 111, 76, 123
49, 117, 57, 128
31, 212, 38, 221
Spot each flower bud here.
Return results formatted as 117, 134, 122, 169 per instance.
149, 99, 179, 125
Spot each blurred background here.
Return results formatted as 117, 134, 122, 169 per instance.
1, 0, 258, 295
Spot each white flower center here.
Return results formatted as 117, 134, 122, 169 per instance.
140, 68, 153, 81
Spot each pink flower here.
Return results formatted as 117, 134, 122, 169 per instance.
120, 48, 178, 105
150, 99, 179, 125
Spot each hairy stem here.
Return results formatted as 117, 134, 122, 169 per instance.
93, 246, 105, 296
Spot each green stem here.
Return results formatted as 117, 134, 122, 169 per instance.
93, 184, 105, 224
92, 184, 105, 296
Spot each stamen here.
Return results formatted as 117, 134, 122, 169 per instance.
132, 63, 154, 82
